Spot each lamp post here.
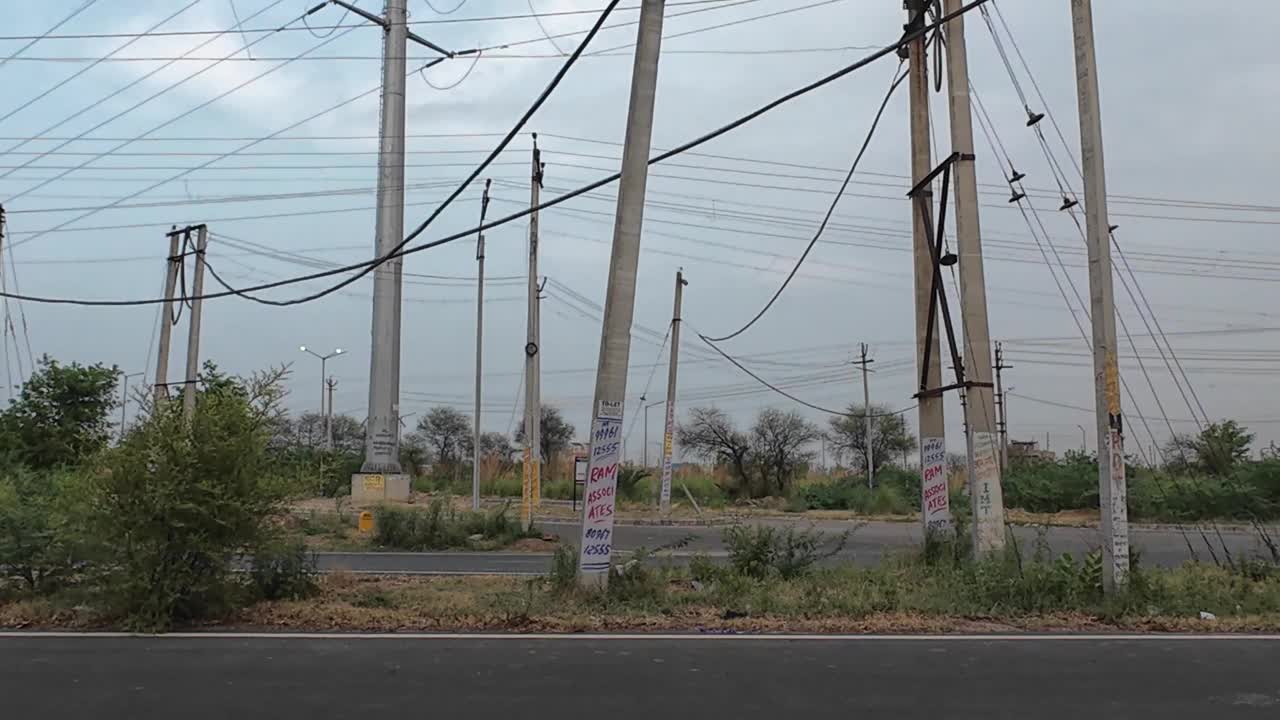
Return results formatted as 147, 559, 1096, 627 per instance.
1076, 424, 1087, 453
300, 346, 345, 449
118, 371, 144, 441
643, 399, 664, 467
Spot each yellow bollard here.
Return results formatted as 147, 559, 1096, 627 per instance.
357, 511, 374, 534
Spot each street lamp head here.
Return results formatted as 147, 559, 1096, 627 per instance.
334, 348, 344, 355
299, 345, 307, 352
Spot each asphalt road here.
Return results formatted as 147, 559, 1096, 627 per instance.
3, 634, 1278, 718
314, 518, 1269, 575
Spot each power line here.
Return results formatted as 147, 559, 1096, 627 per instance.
0, 0, 994, 308
0, 0, 293, 184
0, 0, 99, 68
0, 0, 737, 41
703, 60, 905, 343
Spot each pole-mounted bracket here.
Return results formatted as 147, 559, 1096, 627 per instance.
329, 0, 453, 57
908, 153, 977, 402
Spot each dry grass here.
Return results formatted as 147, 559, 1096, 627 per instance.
7, 566, 1280, 633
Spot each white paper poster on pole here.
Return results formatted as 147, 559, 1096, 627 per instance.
578, 403, 624, 577
1108, 428, 1130, 581
920, 436, 952, 532
658, 401, 675, 513
972, 431, 1005, 551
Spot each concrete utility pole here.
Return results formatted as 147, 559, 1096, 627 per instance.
522, 140, 545, 531
357, 0, 410, 498
472, 181, 490, 512
578, 0, 666, 588
905, 1, 949, 535
153, 227, 181, 406
658, 269, 687, 515
994, 341, 1011, 471
943, 0, 1004, 553
181, 225, 208, 420
1070, 0, 1129, 592
326, 376, 338, 448
852, 344, 874, 488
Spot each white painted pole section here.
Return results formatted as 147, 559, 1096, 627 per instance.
361, 0, 408, 475
578, 0, 666, 589
942, 0, 1004, 553
1070, 0, 1129, 592
906, 1, 950, 536
658, 270, 686, 515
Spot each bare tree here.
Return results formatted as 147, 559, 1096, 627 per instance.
418, 406, 471, 469
677, 407, 752, 498
515, 405, 576, 477
827, 403, 917, 477
751, 408, 819, 496
462, 431, 516, 462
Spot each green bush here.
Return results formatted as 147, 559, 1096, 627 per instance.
0, 467, 80, 592
372, 500, 533, 551
722, 524, 847, 580
792, 480, 913, 515
1003, 452, 1099, 513
248, 539, 318, 602
80, 368, 291, 631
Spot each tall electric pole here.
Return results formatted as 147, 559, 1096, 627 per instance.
181, 225, 207, 420
905, 0, 949, 535
658, 269, 687, 515
1070, 0, 1129, 592
472, 180, 490, 512
358, 0, 409, 492
522, 140, 545, 531
942, 0, 1004, 553
153, 227, 180, 406
994, 341, 1011, 471
577, 0, 666, 588
852, 344, 874, 488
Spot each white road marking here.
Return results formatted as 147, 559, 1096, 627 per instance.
1, 632, 1278, 641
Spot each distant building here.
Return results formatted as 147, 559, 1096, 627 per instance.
1009, 439, 1056, 463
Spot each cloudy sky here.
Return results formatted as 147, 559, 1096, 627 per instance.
2, 0, 1278, 465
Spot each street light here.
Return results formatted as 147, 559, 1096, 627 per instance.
300, 346, 345, 448
1076, 424, 1087, 453
643, 399, 664, 467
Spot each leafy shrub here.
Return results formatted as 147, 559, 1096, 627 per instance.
1003, 452, 1099, 513
792, 480, 913, 515
80, 368, 291, 631
372, 500, 532, 551
0, 468, 80, 592
722, 524, 847, 579
549, 543, 578, 593
248, 540, 318, 601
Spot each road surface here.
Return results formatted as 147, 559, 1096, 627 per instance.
3, 634, 1277, 718
314, 518, 1268, 575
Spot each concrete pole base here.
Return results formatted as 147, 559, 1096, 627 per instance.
351, 473, 410, 502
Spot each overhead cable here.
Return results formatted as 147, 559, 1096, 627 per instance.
0, 0, 994, 307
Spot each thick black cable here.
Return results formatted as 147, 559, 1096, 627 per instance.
703, 61, 905, 343
0, 0, 993, 308
212, 0, 624, 306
